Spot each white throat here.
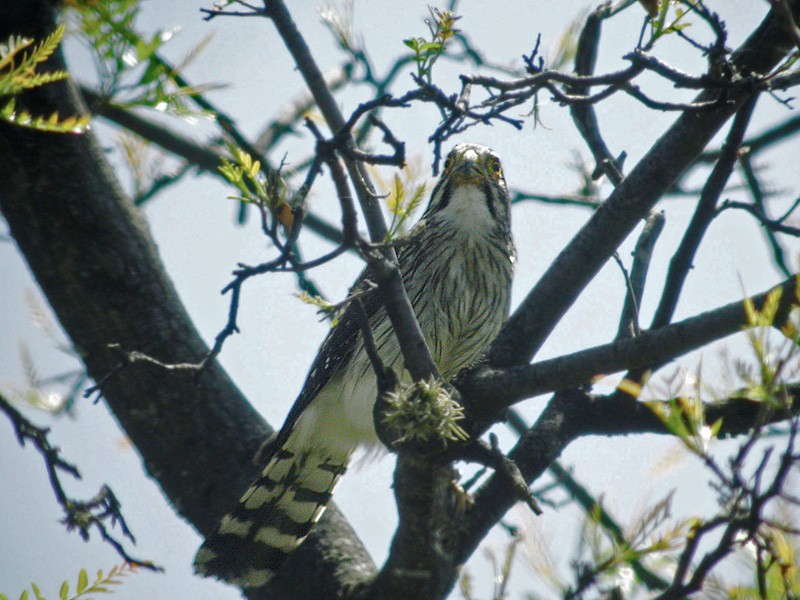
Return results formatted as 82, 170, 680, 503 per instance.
440, 185, 496, 233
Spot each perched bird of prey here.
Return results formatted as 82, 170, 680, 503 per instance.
194, 143, 515, 587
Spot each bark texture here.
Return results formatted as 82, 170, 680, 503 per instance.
0, 4, 374, 599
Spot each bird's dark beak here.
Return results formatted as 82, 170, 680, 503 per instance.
450, 160, 483, 186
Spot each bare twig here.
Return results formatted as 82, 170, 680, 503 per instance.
568, 4, 627, 183
0, 393, 160, 570
648, 94, 758, 332
486, 0, 798, 371
654, 414, 800, 599
719, 198, 800, 236
80, 85, 346, 247
695, 114, 800, 165
739, 152, 793, 276
617, 211, 665, 339
263, 0, 440, 388
510, 190, 603, 209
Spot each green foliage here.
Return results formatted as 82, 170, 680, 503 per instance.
1, 563, 138, 600
67, 0, 215, 116
729, 526, 800, 599
581, 495, 685, 586
296, 291, 343, 326
382, 377, 469, 445
219, 146, 293, 228
403, 7, 460, 83
385, 175, 427, 240
0, 27, 66, 95
499, 288, 800, 598
648, 393, 722, 457
649, 284, 799, 455
0, 25, 89, 133
372, 159, 429, 240
649, 0, 692, 44
738, 286, 799, 410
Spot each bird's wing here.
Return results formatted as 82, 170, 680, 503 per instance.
266, 265, 384, 453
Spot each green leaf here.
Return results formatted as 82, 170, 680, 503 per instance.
418, 41, 443, 53
29, 584, 44, 600
0, 25, 70, 97
135, 35, 163, 63
405, 183, 427, 217
58, 580, 68, 600
761, 287, 783, 326
87, 586, 110, 594
387, 173, 405, 215
743, 295, 758, 327
76, 569, 88, 595
0, 99, 90, 133
138, 59, 165, 86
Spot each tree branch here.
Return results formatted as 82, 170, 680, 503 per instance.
505, 410, 670, 591
617, 211, 665, 339
263, 0, 440, 386
695, 114, 800, 165
650, 93, 759, 332
487, 0, 800, 369
568, 3, 627, 183
460, 273, 799, 422
80, 85, 346, 247
459, 379, 799, 574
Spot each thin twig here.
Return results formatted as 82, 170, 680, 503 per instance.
719, 198, 800, 237
0, 393, 160, 570
649, 94, 759, 333
617, 211, 666, 339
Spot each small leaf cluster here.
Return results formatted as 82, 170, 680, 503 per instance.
403, 7, 460, 83
649, 0, 693, 44
385, 174, 427, 240
648, 393, 722, 456
295, 291, 343, 325
739, 285, 799, 409
382, 377, 469, 445
0, 25, 89, 133
568, 494, 686, 596
219, 146, 293, 228
372, 159, 429, 240
0, 563, 138, 600
67, 0, 213, 117
730, 526, 800, 599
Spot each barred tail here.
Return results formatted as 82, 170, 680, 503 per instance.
194, 443, 349, 587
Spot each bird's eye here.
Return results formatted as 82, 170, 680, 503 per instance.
486, 156, 502, 179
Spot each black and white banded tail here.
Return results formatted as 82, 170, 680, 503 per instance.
194, 443, 349, 587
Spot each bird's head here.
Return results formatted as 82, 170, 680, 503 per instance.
423, 143, 510, 230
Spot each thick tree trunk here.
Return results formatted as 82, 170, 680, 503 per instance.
0, 4, 373, 599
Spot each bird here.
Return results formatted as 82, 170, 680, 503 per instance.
194, 143, 515, 587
